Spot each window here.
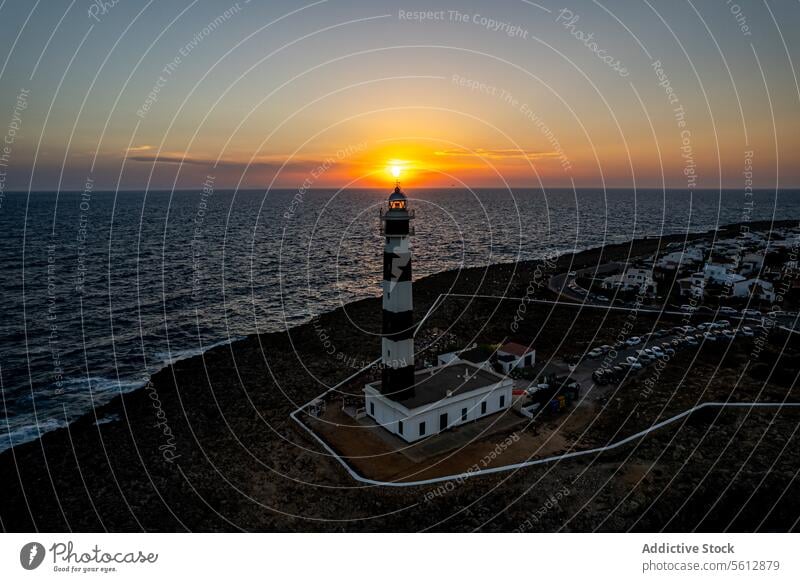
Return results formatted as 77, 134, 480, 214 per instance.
419, 421, 426, 437
369, 402, 374, 416
461, 408, 467, 422
398, 421, 404, 435
439, 413, 448, 431
499, 395, 506, 408
481, 401, 487, 415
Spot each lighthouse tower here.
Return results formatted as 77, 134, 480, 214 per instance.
380, 182, 416, 400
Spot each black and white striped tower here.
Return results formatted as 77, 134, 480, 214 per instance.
380, 182, 415, 400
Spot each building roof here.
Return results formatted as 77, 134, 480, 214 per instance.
368, 362, 505, 410
457, 345, 494, 364
499, 341, 535, 357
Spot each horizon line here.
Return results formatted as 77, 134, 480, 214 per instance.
5, 186, 800, 194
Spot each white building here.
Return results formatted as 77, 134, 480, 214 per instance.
732, 278, 776, 302
657, 248, 704, 270
601, 267, 656, 295
495, 341, 536, 374
364, 362, 513, 443
436, 346, 493, 370
740, 252, 765, 275
703, 261, 735, 284
677, 272, 705, 298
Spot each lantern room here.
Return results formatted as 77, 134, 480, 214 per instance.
388, 184, 407, 210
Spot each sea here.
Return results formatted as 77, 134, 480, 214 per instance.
1, 187, 799, 452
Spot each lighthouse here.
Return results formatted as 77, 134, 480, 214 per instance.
363, 178, 513, 443
380, 182, 416, 400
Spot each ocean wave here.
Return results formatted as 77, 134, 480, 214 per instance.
152, 335, 247, 367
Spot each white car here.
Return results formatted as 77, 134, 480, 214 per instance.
651, 346, 665, 357
703, 331, 717, 341
625, 355, 640, 365
742, 309, 761, 317
587, 348, 603, 358
626, 336, 642, 346
719, 306, 738, 315
740, 326, 755, 337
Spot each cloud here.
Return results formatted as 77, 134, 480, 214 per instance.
434, 148, 560, 160
127, 153, 326, 172
125, 145, 154, 153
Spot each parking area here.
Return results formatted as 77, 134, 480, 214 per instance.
584, 320, 758, 385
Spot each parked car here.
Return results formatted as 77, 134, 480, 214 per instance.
626, 336, 642, 346
703, 331, 717, 341
742, 308, 761, 317
651, 346, 665, 357
665, 347, 676, 356
719, 306, 738, 315
740, 326, 755, 336
716, 320, 730, 328
680, 304, 694, 311
685, 337, 698, 346
625, 355, 639, 365
587, 348, 603, 358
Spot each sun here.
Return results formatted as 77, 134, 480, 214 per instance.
389, 164, 402, 178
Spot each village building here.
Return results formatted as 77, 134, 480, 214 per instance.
601, 267, 656, 295
495, 341, 536, 374
732, 278, 777, 303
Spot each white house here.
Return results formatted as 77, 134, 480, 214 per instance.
436, 346, 493, 370
495, 341, 536, 374
740, 253, 765, 276
732, 278, 776, 302
657, 248, 704, 270
601, 267, 656, 295
703, 261, 735, 284
677, 272, 705, 298
364, 362, 513, 443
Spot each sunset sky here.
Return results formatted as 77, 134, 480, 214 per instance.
0, 0, 798, 191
